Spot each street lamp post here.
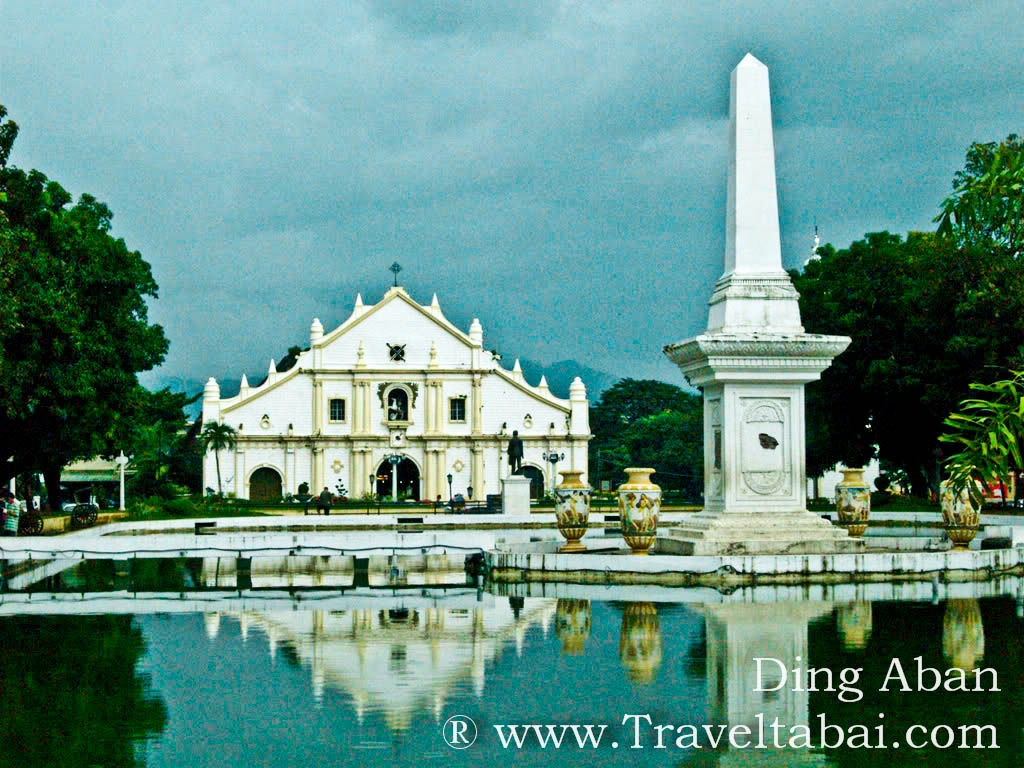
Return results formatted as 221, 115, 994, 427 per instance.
447, 473, 453, 503
115, 451, 129, 511
544, 451, 565, 495
388, 454, 403, 501
370, 473, 377, 514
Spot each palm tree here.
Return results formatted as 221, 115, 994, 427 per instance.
199, 422, 237, 497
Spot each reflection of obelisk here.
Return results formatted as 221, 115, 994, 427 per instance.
702, 602, 831, 766
665, 55, 852, 556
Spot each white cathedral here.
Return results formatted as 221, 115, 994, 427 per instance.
201, 286, 591, 503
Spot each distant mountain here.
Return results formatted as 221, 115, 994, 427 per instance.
517, 359, 618, 401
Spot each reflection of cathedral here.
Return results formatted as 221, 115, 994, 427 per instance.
207, 598, 557, 732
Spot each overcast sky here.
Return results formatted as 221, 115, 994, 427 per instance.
4, 1, 1022, 392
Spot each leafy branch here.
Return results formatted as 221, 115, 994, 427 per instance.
939, 370, 1024, 508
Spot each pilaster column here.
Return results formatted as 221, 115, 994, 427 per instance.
352, 382, 364, 436
438, 447, 448, 500
435, 383, 444, 432
283, 445, 291, 492
350, 450, 362, 497
234, 446, 243, 498
363, 383, 372, 433
471, 445, 483, 500
471, 375, 483, 435
424, 382, 434, 434
237, 445, 247, 498
313, 380, 325, 434
425, 448, 436, 500
312, 446, 322, 491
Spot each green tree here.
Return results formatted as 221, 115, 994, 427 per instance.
795, 229, 1024, 495
0, 106, 169, 507
937, 134, 1023, 255
200, 421, 237, 496
588, 378, 702, 494
621, 409, 702, 495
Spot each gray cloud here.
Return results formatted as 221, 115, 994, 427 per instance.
3, 0, 1022, 392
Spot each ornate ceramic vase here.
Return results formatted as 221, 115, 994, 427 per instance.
554, 470, 591, 553
617, 468, 661, 555
619, 602, 662, 684
939, 479, 981, 549
942, 599, 985, 671
835, 467, 871, 537
836, 601, 873, 651
555, 599, 591, 656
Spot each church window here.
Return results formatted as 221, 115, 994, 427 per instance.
449, 397, 466, 423
329, 398, 346, 422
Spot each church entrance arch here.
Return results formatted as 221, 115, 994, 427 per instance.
375, 457, 421, 501
249, 467, 283, 503
520, 465, 544, 500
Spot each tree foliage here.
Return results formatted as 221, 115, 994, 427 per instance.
796, 228, 1024, 493
937, 134, 1023, 256
200, 421, 237, 496
589, 378, 702, 495
940, 371, 1024, 506
0, 105, 171, 506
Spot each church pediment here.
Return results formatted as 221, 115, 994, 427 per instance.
316, 288, 477, 369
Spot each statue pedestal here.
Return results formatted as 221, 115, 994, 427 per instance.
501, 475, 531, 516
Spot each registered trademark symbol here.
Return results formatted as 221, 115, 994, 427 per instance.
442, 715, 478, 749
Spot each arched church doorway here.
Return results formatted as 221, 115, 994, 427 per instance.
249, 467, 283, 503
375, 457, 421, 500
520, 465, 544, 500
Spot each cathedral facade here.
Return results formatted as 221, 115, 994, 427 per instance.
201, 286, 590, 502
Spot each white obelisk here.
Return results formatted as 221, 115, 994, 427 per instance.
664, 54, 853, 555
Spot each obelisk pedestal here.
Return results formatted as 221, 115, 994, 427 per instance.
663, 54, 855, 555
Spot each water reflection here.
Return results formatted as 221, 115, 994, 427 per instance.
0, 615, 166, 768
942, 598, 985, 671
216, 597, 557, 732
619, 602, 663, 683
555, 599, 591, 655
6, 556, 1024, 766
835, 601, 873, 651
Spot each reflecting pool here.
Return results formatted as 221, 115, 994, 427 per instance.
1, 559, 1022, 767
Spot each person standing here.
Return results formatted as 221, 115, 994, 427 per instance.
317, 487, 332, 516
2, 492, 19, 537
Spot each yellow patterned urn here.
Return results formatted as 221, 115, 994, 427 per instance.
617, 468, 661, 555
939, 479, 981, 550
835, 467, 871, 537
554, 470, 591, 552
